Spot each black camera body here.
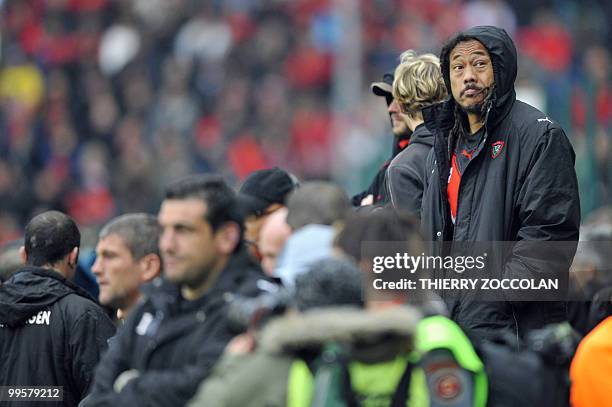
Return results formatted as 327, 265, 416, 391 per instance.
226, 286, 291, 333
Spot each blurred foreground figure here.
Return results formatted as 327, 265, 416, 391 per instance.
571, 316, 612, 407
238, 167, 298, 261
274, 181, 350, 286
187, 257, 368, 407
0, 211, 115, 407
83, 175, 269, 406
258, 208, 291, 276
189, 210, 487, 406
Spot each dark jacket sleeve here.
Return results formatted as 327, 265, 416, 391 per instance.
504, 127, 580, 300
82, 324, 233, 407
387, 144, 430, 215
351, 163, 389, 206
116, 343, 229, 407
69, 306, 116, 400
82, 272, 268, 407
80, 309, 141, 406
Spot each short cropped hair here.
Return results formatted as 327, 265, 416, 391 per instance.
24, 211, 80, 266
392, 50, 447, 120
286, 182, 350, 230
164, 174, 244, 248
99, 213, 160, 260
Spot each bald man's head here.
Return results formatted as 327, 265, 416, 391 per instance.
259, 208, 292, 276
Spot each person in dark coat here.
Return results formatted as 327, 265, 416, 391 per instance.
351, 70, 412, 207
0, 211, 116, 407
83, 175, 271, 407
420, 26, 580, 340
386, 50, 447, 215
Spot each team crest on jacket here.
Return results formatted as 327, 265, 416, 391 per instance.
491, 141, 505, 159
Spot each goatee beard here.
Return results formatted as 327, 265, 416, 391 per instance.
460, 85, 494, 121
462, 102, 485, 118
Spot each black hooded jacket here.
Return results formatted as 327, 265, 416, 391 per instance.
420, 26, 580, 339
387, 123, 435, 215
82, 250, 271, 407
0, 267, 116, 407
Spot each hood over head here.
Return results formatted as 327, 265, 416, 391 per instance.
0, 266, 95, 327
438, 25, 517, 127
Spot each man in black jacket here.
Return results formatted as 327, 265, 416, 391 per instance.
351, 71, 412, 207
83, 175, 270, 407
386, 50, 447, 215
0, 211, 116, 407
420, 26, 580, 339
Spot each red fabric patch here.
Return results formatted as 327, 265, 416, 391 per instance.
447, 153, 461, 222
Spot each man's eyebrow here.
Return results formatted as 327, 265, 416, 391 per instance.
470, 51, 489, 58
173, 222, 196, 230
451, 50, 488, 60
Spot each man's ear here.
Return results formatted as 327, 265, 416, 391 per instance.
19, 246, 27, 265
139, 254, 161, 282
68, 247, 79, 268
216, 223, 240, 255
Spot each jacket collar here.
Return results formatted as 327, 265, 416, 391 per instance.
0, 266, 96, 326
142, 249, 262, 314
408, 123, 434, 147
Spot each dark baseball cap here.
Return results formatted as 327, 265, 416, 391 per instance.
371, 72, 394, 105
238, 167, 299, 216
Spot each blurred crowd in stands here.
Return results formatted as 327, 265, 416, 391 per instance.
0, 0, 609, 246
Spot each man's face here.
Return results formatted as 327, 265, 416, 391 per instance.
258, 208, 291, 276
244, 215, 266, 249
449, 40, 495, 114
92, 234, 143, 310
244, 204, 282, 260
158, 199, 219, 288
387, 98, 411, 136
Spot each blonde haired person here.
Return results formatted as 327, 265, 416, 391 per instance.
386, 50, 447, 214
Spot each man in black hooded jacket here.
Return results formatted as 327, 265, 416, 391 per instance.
0, 211, 116, 407
420, 26, 580, 340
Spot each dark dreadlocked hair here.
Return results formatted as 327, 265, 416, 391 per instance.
448, 83, 496, 158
